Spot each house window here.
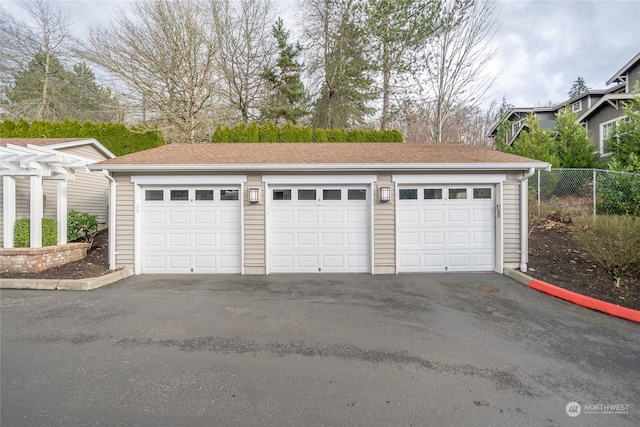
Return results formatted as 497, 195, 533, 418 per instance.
170, 190, 189, 201
423, 189, 442, 200
600, 117, 628, 154
145, 190, 164, 201
511, 119, 524, 135
571, 100, 582, 112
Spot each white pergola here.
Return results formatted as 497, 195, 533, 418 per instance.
1, 143, 93, 248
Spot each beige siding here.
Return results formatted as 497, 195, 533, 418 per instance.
374, 175, 396, 274
243, 175, 266, 274
59, 146, 110, 224
0, 184, 3, 246
114, 174, 135, 268
503, 175, 522, 267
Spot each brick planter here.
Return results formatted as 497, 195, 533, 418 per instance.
0, 243, 90, 274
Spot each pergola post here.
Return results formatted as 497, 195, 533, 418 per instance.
57, 179, 68, 244
29, 175, 43, 248
3, 175, 16, 248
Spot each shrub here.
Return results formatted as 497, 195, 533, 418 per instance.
573, 215, 640, 287
597, 171, 640, 216
67, 210, 98, 246
14, 218, 58, 247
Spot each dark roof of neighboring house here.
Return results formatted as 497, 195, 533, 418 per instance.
91, 142, 548, 172
607, 51, 640, 86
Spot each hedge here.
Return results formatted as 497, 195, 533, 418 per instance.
211, 123, 403, 143
0, 119, 165, 156
14, 218, 58, 247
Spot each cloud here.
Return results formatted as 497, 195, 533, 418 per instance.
486, 0, 640, 109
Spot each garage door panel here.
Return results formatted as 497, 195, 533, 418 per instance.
322, 232, 343, 246
269, 186, 369, 273
142, 186, 241, 273
398, 185, 495, 272
297, 210, 318, 223
424, 232, 445, 246
399, 231, 419, 246
298, 233, 319, 246
322, 210, 343, 223
272, 232, 294, 246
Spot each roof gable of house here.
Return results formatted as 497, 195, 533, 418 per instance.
0, 138, 115, 159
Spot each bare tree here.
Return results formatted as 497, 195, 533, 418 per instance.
83, 0, 218, 142
416, 0, 500, 143
209, 0, 277, 124
0, 0, 74, 121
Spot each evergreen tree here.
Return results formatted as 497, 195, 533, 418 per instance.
567, 76, 589, 99
507, 114, 560, 167
554, 107, 598, 168
607, 92, 640, 173
261, 18, 309, 124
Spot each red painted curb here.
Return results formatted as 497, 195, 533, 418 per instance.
528, 279, 640, 324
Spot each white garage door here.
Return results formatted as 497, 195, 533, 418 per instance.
397, 185, 495, 272
269, 186, 370, 273
141, 186, 241, 273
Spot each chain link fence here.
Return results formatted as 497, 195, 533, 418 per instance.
530, 168, 640, 217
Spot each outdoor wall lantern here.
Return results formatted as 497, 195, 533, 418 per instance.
249, 188, 260, 204
379, 187, 390, 202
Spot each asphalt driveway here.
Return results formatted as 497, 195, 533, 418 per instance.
1, 273, 638, 426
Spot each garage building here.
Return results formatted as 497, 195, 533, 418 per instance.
90, 143, 549, 275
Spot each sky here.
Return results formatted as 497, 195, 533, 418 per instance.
2, 0, 639, 111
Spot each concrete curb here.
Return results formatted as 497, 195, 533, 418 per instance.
504, 268, 640, 324
1, 267, 134, 291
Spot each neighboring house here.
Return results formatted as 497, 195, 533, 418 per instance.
490, 51, 640, 155
90, 142, 548, 275
0, 138, 115, 248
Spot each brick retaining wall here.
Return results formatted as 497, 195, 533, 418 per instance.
0, 243, 90, 274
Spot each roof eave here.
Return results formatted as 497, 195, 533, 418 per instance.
90, 162, 550, 173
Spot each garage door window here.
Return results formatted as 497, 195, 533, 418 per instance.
399, 189, 418, 200
348, 189, 366, 200
323, 189, 341, 200
170, 189, 189, 201
473, 188, 492, 199
424, 188, 442, 200
195, 189, 214, 201
298, 189, 316, 200
145, 190, 164, 201
273, 189, 292, 200
449, 188, 467, 200
220, 189, 239, 200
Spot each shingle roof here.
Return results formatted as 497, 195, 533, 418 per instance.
96, 142, 542, 167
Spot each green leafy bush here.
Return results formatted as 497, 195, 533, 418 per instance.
0, 119, 164, 156
13, 218, 58, 247
597, 172, 640, 216
573, 215, 640, 287
67, 210, 98, 246
211, 122, 403, 143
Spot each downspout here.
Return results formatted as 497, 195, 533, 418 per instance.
519, 167, 536, 272
103, 170, 117, 270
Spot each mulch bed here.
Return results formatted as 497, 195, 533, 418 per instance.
528, 221, 639, 311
